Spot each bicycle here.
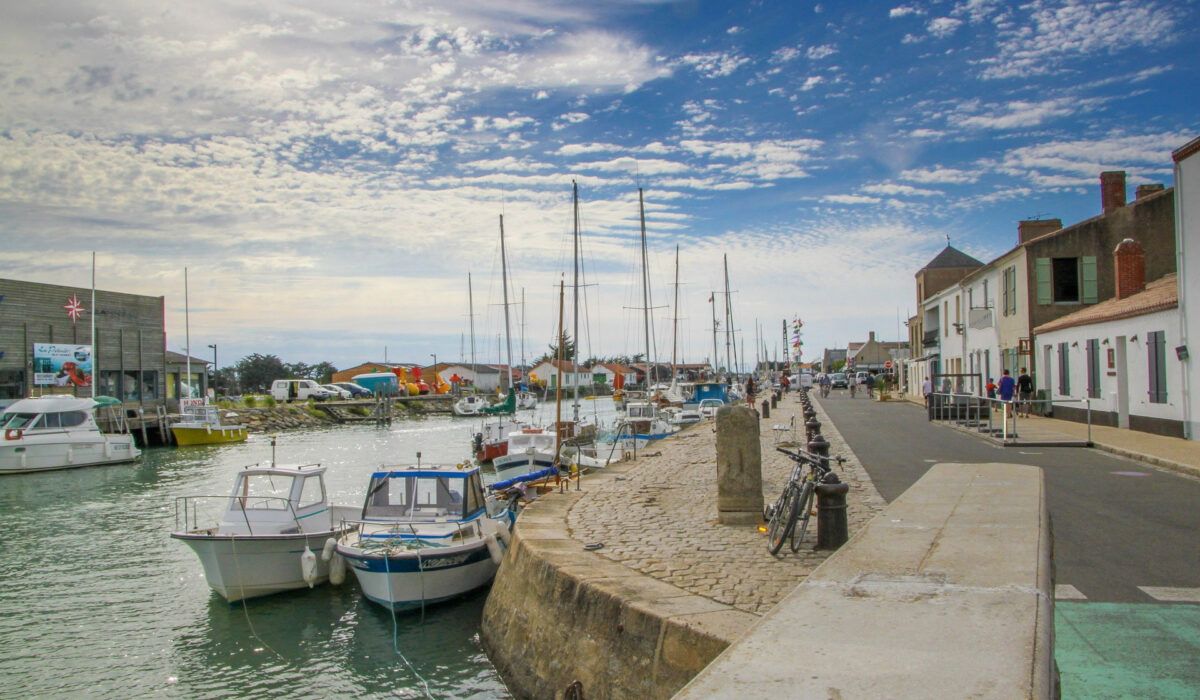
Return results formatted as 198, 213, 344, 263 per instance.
848, 382, 856, 398
764, 447, 844, 555
820, 383, 830, 398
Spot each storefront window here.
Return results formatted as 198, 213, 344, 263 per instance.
141, 371, 159, 400
99, 371, 121, 399
0, 370, 25, 400
123, 370, 141, 402
166, 372, 178, 399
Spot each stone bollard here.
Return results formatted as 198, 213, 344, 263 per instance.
715, 405, 764, 525
761, 399, 770, 419
815, 476, 850, 550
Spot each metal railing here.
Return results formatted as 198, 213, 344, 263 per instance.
174, 495, 304, 536
926, 393, 1092, 445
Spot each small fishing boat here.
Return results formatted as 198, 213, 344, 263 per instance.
171, 463, 357, 602
336, 464, 512, 611
452, 394, 488, 417
664, 404, 703, 426
473, 416, 531, 463
492, 427, 558, 481
171, 399, 247, 446
516, 390, 538, 410
0, 395, 140, 474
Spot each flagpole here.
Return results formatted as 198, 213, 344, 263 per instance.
91, 252, 96, 399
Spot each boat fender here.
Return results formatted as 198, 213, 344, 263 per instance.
495, 522, 512, 547
321, 537, 337, 562
329, 552, 346, 586
300, 546, 318, 588
484, 532, 504, 566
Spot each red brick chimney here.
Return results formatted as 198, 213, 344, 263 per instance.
1101, 171, 1126, 215
1018, 218, 1063, 244
1114, 238, 1146, 300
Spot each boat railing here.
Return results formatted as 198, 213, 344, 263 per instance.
342, 517, 478, 552
174, 495, 304, 536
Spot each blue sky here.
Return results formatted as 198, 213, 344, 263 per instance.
1, 0, 1196, 372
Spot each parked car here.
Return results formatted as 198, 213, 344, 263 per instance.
322, 384, 353, 400
855, 371, 870, 385
830, 373, 849, 389
271, 379, 334, 402
332, 382, 372, 398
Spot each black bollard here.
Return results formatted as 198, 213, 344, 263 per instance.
771, 393, 778, 409
807, 432, 830, 470
805, 416, 821, 443
761, 399, 770, 419
816, 475, 850, 549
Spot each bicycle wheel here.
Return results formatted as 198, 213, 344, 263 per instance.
767, 483, 800, 555
789, 481, 816, 552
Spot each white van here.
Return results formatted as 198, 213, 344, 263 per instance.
271, 379, 334, 402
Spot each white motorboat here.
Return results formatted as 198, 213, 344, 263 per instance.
698, 398, 725, 419
0, 396, 140, 475
452, 394, 489, 417
516, 391, 538, 410
492, 427, 558, 481
171, 463, 358, 602
622, 398, 678, 441
336, 465, 512, 611
665, 404, 703, 426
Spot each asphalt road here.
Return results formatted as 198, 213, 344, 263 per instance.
815, 389, 1200, 604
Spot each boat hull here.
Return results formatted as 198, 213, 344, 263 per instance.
171, 530, 344, 602
476, 441, 508, 463
0, 435, 140, 474
172, 425, 248, 446
339, 540, 498, 611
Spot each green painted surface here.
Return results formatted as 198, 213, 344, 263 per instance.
1056, 602, 1200, 699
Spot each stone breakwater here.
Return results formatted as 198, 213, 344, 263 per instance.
218, 400, 439, 433
481, 392, 887, 698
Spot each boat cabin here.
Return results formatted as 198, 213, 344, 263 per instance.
1, 396, 104, 436
362, 468, 486, 522
220, 465, 331, 535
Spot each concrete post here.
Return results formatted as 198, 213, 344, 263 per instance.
715, 405, 764, 525
771, 393, 778, 409
761, 400, 770, 419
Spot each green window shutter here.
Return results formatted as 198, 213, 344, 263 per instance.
1081, 256, 1098, 304
1035, 258, 1052, 305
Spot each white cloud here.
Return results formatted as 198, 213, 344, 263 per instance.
727, 26, 746, 35
807, 44, 838, 60
927, 17, 963, 37
772, 46, 803, 63
951, 97, 1099, 130
801, 76, 824, 91
822, 194, 882, 204
862, 183, 943, 196
889, 6, 925, 18
678, 51, 751, 78
552, 112, 591, 130
900, 166, 982, 184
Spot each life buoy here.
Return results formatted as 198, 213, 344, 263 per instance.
4, 429, 22, 440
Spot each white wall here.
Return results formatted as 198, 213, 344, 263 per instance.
1035, 309, 1182, 426
1176, 142, 1200, 438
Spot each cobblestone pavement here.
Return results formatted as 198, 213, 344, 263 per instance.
566, 390, 886, 616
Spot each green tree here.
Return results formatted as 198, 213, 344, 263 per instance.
545, 332, 576, 362
309, 361, 338, 383
235, 353, 287, 392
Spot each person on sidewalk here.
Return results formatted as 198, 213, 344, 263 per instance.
986, 377, 997, 399
745, 376, 756, 407
1017, 368, 1034, 417
998, 369, 1017, 418
922, 377, 933, 408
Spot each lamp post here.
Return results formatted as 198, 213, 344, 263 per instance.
207, 344, 217, 398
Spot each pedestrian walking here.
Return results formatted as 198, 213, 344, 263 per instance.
745, 376, 756, 407
922, 377, 933, 408
998, 369, 1016, 418
986, 378, 997, 399
1017, 367, 1034, 417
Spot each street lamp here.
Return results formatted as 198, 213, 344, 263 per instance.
207, 344, 217, 398
430, 353, 437, 391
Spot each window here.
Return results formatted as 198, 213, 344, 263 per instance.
166, 372, 178, 399
944, 301, 949, 337
298, 475, 325, 509
99, 370, 121, 399
1057, 342, 1070, 395
982, 279, 989, 308
0, 369, 25, 400
1086, 339, 1100, 399
1148, 330, 1167, 403
122, 370, 140, 402
141, 370, 159, 400
1001, 266, 1017, 316
1036, 257, 1097, 305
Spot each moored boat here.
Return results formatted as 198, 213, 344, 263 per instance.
171, 463, 357, 602
171, 399, 248, 446
452, 394, 489, 417
336, 464, 512, 611
0, 396, 140, 474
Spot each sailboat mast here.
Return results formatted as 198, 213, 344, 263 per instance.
671, 244, 679, 386
468, 272, 477, 379
499, 215, 514, 391
572, 181, 581, 420
711, 290, 719, 376
520, 287, 527, 369
90, 252, 96, 400
639, 188, 653, 388
184, 267, 191, 399
555, 280, 565, 464
723, 255, 732, 378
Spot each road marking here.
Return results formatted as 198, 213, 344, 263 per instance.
923, 459, 939, 463
1055, 584, 1087, 600
1019, 451, 1043, 455
1139, 587, 1200, 603
1111, 471, 1152, 477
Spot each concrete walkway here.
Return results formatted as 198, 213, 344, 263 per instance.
568, 393, 886, 615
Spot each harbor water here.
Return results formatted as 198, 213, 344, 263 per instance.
0, 398, 618, 699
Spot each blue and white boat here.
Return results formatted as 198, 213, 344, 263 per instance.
336, 464, 512, 611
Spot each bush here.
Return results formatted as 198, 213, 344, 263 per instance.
263, 395, 277, 408
305, 406, 325, 419
348, 406, 370, 417
242, 395, 257, 408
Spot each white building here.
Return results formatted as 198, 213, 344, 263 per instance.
1174, 136, 1200, 439
440, 364, 502, 392
528, 360, 590, 390
589, 363, 637, 388
1034, 245, 1181, 436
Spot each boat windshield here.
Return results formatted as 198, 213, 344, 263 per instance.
233, 473, 297, 510
363, 472, 483, 521
2, 413, 40, 430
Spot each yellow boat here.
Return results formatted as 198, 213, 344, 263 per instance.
171, 401, 248, 446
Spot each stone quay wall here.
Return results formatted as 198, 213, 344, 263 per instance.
481, 392, 886, 699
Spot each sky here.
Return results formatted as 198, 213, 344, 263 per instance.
1, 0, 1196, 373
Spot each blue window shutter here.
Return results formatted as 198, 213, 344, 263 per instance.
1081, 256, 1098, 304
1036, 258, 1051, 305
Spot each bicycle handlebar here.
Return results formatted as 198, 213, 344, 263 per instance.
775, 446, 845, 466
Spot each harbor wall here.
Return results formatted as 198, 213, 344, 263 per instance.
480, 473, 757, 700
